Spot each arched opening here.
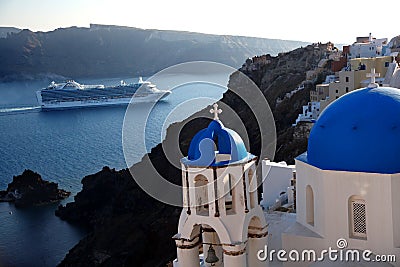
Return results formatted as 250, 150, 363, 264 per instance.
175, 224, 202, 267
306, 185, 314, 226
348, 195, 367, 239
194, 175, 209, 216
248, 168, 258, 209
223, 174, 237, 215
248, 216, 263, 230
202, 224, 224, 267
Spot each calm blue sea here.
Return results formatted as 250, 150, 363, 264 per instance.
0, 74, 228, 266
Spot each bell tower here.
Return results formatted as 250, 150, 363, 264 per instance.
173, 104, 268, 267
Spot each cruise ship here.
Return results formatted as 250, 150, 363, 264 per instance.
36, 77, 171, 110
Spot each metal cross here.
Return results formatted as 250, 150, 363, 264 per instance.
366, 68, 380, 87
210, 103, 222, 120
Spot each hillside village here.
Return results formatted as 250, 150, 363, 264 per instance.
241, 34, 400, 127
294, 34, 400, 125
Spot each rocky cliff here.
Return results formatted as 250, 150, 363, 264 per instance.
0, 27, 20, 38
0, 169, 70, 207
0, 24, 308, 81
56, 166, 181, 266
56, 43, 335, 266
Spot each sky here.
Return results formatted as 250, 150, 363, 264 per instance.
0, 0, 398, 44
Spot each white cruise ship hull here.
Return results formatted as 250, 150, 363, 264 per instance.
37, 91, 170, 110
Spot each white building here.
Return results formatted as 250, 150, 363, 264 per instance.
173, 104, 268, 267
261, 160, 295, 210
279, 79, 400, 266
348, 34, 388, 60
293, 102, 320, 126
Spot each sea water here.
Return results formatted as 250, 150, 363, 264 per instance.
0, 73, 228, 266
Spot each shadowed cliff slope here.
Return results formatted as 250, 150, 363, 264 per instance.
0, 24, 308, 81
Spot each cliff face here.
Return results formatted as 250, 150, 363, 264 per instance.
56, 44, 334, 266
239, 43, 334, 162
56, 167, 181, 266
0, 27, 20, 38
0, 25, 308, 81
241, 44, 333, 130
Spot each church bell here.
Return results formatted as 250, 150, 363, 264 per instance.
205, 244, 219, 265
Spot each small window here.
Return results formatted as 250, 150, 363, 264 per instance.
349, 197, 367, 239
336, 90, 339, 94
346, 77, 349, 82
336, 96, 339, 99
385, 62, 390, 67
346, 87, 349, 93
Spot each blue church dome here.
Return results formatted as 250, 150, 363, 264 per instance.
183, 119, 253, 167
306, 86, 400, 174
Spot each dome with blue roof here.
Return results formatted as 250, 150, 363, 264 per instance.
182, 104, 253, 167
306, 86, 400, 174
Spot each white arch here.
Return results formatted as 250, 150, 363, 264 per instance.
306, 185, 315, 226
241, 212, 267, 241
180, 218, 232, 244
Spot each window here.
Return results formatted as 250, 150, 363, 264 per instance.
346, 77, 349, 82
223, 174, 236, 214
346, 87, 349, 93
248, 169, 257, 209
336, 90, 338, 94
306, 185, 314, 226
385, 62, 390, 67
194, 175, 209, 215
349, 196, 367, 239
223, 174, 233, 196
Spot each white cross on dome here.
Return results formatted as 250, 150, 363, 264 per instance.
366, 68, 380, 88
210, 103, 222, 120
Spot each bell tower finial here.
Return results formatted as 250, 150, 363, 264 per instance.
210, 103, 222, 120
366, 68, 380, 88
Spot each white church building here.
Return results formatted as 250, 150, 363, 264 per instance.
173, 104, 268, 267
279, 74, 400, 266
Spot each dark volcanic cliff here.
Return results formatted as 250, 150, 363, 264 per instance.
0, 24, 308, 81
56, 167, 181, 266
0, 169, 70, 207
56, 43, 335, 266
